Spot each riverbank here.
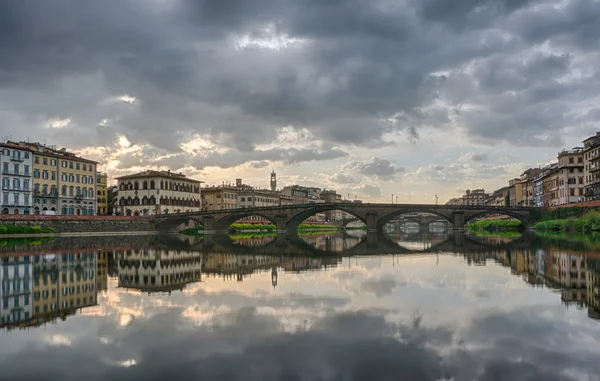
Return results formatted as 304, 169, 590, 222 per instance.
467, 219, 524, 232
0, 225, 55, 235
534, 210, 600, 232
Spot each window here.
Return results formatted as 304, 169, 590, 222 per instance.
13, 194, 19, 205
69, 186, 74, 196
82, 176, 87, 184
24, 152, 29, 159
52, 171, 56, 180
24, 165, 29, 176
42, 171, 48, 179
569, 157, 574, 164
83, 164, 87, 171
62, 161, 67, 168
34, 156, 39, 164
76, 174, 80, 183
69, 161, 73, 169
43, 158, 48, 165
61, 174, 67, 181
76, 163, 80, 170
51, 159, 56, 166
69, 174, 74, 182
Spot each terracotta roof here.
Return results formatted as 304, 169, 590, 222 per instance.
115, 170, 203, 183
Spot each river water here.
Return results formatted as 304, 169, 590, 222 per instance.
1, 230, 600, 380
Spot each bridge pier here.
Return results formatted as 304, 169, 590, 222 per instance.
276, 214, 288, 234
276, 232, 287, 247
452, 212, 465, 231
366, 212, 378, 232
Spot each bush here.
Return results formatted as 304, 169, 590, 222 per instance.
467, 219, 523, 232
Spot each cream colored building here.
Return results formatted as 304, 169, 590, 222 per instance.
96, 172, 108, 215
201, 185, 238, 210
115, 170, 202, 216
116, 249, 202, 293
557, 148, 584, 205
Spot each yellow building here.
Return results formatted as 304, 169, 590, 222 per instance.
12, 141, 98, 215
96, 172, 108, 215
32, 255, 59, 322
58, 253, 98, 312
96, 251, 109, 292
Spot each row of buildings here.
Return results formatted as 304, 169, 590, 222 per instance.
0, 141, 108, 216
0, 140, 352, 219
447, 131, 600, 207
112, 169, 355, 222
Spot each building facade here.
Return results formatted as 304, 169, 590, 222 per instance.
0, 256, 33, 326
4, 141, 98, 216
543, 163, 560, 207
0, 143, 33, 215
520, 168, 542, 207
96, 172, 108, 215
534, 175, 545, 207
557, 148, 584, 205
508, 179, 524, 207
115, 170, 202, 216
201, 185, 239, 210
583, 132, 600, 200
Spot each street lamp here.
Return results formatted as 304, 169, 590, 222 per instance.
435, 194, 438, 205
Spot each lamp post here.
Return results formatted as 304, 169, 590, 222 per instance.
391, 193, 394, 204
435, 194, 438, 205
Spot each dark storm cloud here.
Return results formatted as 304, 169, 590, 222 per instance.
0, 0, 598, 163
1, 307, 599, 381
343, 157, 404, 180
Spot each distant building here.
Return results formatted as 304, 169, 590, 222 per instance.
508, 178, 523, 206
557, 148, 584, 204
282, 185, 309, 205
583, 131, 600, 200
202, 184, 238, 211
96, 172, 108, 215
446, 189, 489, 206
520, 168, 543, 207
542, 163, 560, 207
115, 170, 202, 216
270, 170, 277, 191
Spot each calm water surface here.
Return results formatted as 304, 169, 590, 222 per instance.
1, 230, 600, 381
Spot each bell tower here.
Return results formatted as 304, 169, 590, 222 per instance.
270, 169, 277, 191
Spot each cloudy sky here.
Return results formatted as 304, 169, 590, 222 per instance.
1, 0, 599, 202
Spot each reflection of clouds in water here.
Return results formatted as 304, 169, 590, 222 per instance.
1, 308, 599, 381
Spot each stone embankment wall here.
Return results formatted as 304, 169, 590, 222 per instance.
547, 200, 600, 210
0, 215, 156, 233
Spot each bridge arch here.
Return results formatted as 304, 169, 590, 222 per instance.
463, 210, 530, 228
155, 216, 204, 232
377, 209, 453, 230
286, 205, 368, 232
212, 211, 277, 232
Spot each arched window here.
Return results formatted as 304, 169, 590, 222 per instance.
76, 187, 81, 196
142, 197, 148, 205
120, 183, 125, 191
89, 187, 93, 197
149, 196, 156, 205
120, 199, 125, 206
159, 196, 164, 204
127, 197, 132, 206
69, 186, 74, 196
143, 181, 148, 190
42, 184, 48, 194
82, 188, 87, 197
51, 185, 57, 196
150, 180, 155, 189
134, 181, 139, 190
134, 197, 140, 205
160, 180, 164, 189
62, 186, 67, 196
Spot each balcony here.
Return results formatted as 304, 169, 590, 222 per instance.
74, 195, 84, 201
9, 156, 24, 162
1, 169, 31, 177
1, 203, 31, 208
1, 185, 31, 192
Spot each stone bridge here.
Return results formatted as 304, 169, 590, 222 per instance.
152, 203, 534, 233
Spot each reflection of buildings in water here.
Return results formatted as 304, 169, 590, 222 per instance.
587, 258, 600, 319
1, 253, 99, 330
97, 251, 109, 292
233, 236, 276, 247
544, 250, 588, 307
204, 254, 280, 282
1, 256, 33, 327
301, 235, 361, 252
116, 249, 202, 293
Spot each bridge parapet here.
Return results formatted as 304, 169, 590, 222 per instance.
152, 203, 535, 233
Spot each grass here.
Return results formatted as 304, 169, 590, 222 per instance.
467, 219, 524, 232
533, 210, 600, 232
467, 230, 523, 238
0, 225, 56, 235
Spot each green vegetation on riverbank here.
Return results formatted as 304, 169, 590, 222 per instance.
467, 220, 524, 232
534, 210, 600, 232
180, 223, 345, 235
0, 237, 56, 246
467, 230, 523, 238
0, 225, 56, 235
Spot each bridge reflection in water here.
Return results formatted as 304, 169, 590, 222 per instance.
1, 230, 600, 331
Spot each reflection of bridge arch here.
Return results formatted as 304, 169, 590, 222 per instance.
377, 209, 454, 230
